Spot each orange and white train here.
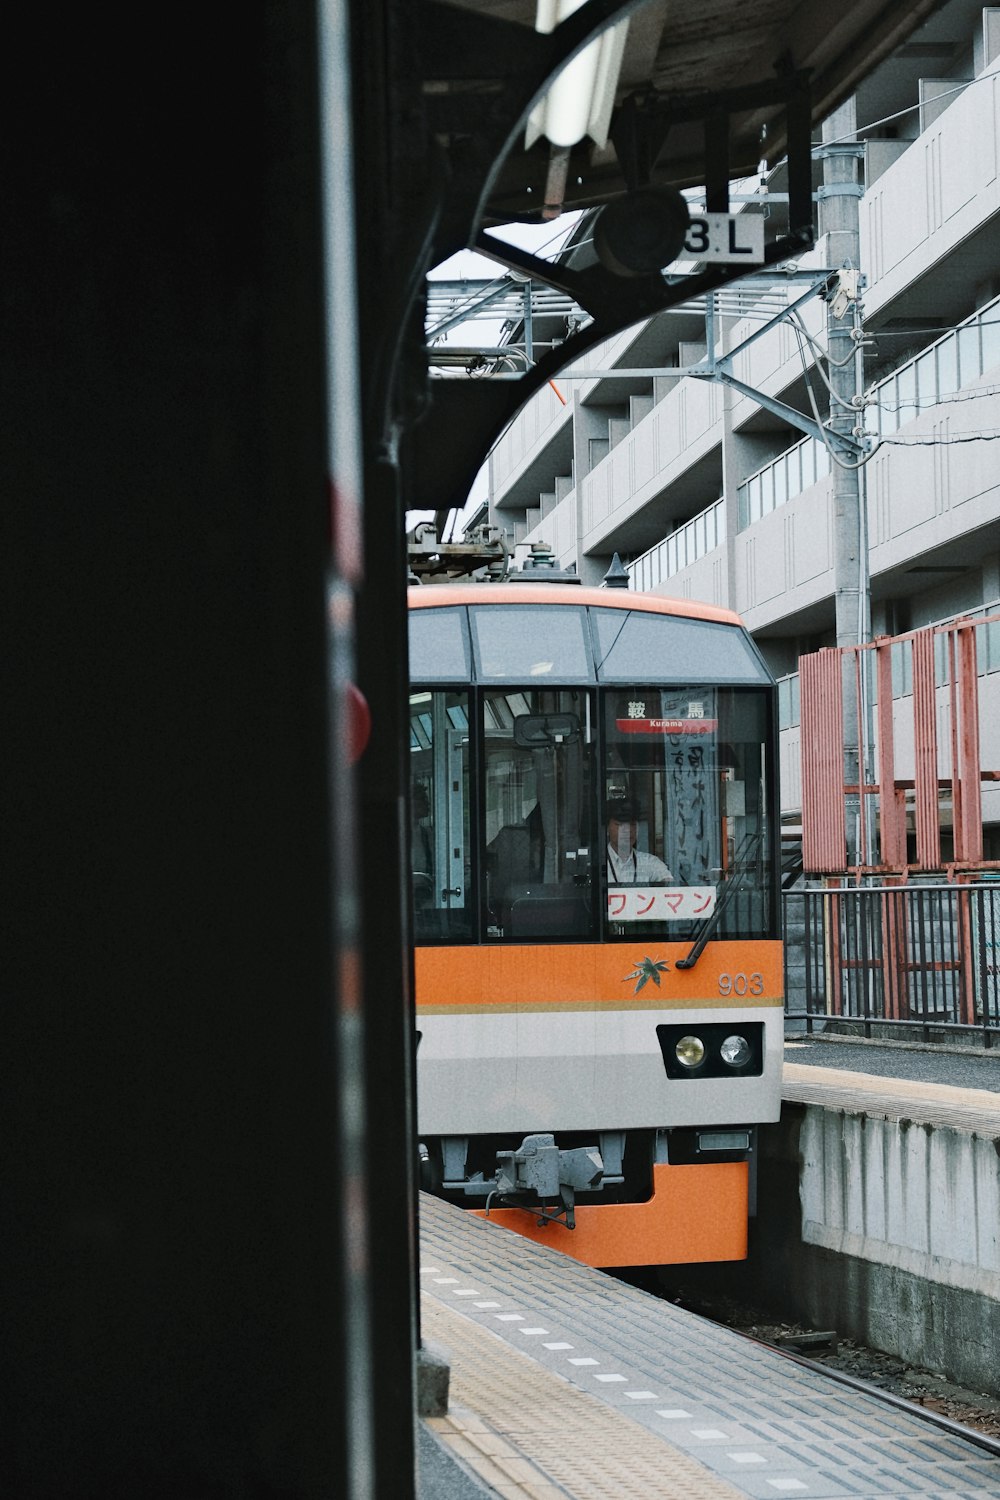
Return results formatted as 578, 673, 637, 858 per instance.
409, 579, 783, 1268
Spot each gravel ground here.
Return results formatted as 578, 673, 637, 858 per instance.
669, 1288, 1000, 1440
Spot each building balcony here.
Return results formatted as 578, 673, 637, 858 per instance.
862, 52, 1000, 319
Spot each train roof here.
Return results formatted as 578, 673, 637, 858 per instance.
408, 582, 745, 629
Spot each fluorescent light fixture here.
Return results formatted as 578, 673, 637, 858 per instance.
526, 0, 630, 151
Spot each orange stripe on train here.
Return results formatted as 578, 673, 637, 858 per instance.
415, 940, 783, 1010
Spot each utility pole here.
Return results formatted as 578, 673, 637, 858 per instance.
819, 100, 869, 863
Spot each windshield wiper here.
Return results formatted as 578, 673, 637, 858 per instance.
675, 829, 764, 970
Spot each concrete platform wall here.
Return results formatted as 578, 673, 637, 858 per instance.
753, 1105, 1000, 1397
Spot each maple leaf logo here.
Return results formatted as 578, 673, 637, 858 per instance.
624, 955, 671, 994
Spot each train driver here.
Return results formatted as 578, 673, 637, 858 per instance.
605, 798, 673, 885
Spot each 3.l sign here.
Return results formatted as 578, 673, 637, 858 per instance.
684, 212, 764, 264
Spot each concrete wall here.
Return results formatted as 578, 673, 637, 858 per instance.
578, 379, 722, 550
736, 479, 834, 629
755, 1105, 1000, 1398
491, 385, 572, 495
662, 1101, 1000, 1397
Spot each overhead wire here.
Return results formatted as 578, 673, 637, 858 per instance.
881, 430, 1000, 444
789, 315, 878, 471
815, 76, 980, 150
874, 317, 1000, 336
877, 383, 1000, 411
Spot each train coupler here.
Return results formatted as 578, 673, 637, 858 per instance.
489, 1133, 603, 1230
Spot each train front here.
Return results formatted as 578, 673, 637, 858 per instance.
410, 585, 783, 1268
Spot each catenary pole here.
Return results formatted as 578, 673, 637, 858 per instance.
819, 101, 870, 864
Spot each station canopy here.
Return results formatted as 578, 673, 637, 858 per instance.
404, 0, 952, 510
430, 0, 950, 222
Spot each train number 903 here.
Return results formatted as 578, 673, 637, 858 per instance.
718, 972, 765, 996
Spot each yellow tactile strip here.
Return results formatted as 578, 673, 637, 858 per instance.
423, 1294, 744, 1500
783, 1061, 1000, 1137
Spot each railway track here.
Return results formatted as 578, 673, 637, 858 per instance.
612, 1267, 1000, 1444
661, 1286, 1000, 1447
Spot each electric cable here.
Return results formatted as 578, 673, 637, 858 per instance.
873, 316, 1000, 336
816, 76, 982, 150
789, 310, 860, 407
789, 318, 878, 471
788, 307, 860, 369
876, 384, 1000, 411
881, 430, 1000, 445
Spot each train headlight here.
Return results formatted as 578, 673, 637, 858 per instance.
720, 1033, 752, 1069
674, 1035, 705, 1068
657, 1021, 763, 1080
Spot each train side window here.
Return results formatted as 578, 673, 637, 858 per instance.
482, 687, 597, 942
409, 690, 472, 943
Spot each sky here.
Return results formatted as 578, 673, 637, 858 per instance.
407, 215, 583, 539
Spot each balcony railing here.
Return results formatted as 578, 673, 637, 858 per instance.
872, 291, 1000, 434
737, 290, 1000, 528
628, 497, 723, 590
738, 435, 831, 528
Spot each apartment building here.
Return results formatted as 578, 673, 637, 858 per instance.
484, 0, 1000, 850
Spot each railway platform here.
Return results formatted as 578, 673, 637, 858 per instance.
417, 1190, 999, 1499
781, 1033, 1000, 1182
417, 1037, 1000, 1499
783, 1031, 1000, 1106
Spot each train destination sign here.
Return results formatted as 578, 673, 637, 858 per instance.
683, 213, 765, 264
615, 717, 719, 735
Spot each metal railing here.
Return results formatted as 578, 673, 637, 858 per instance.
628, 496, 724, 590
784, 883, 1000, 1043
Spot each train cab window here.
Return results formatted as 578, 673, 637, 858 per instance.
603, 686, 775, 941
471, 605, 592, 683
592, 608, 771, 684
482, 688, 597, 941
409, 690, 472, 942
408, 606, 470, 681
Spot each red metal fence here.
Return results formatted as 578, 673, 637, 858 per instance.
798, 614, 1000, 877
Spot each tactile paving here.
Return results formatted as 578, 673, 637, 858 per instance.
420, 1191, 1000, 1499
425, 1296, 742, 1499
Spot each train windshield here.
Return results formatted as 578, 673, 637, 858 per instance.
409, 599, 776, 942
601, 686, 773, 941
408, 678, 774, 945
482, 688, 595, 940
